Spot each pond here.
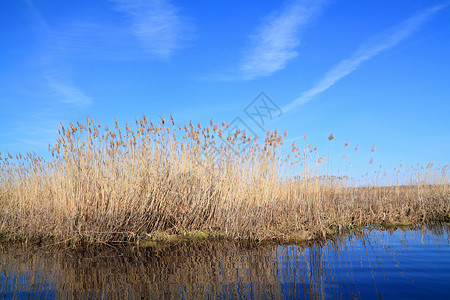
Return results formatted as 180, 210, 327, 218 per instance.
1, 225, 449, 299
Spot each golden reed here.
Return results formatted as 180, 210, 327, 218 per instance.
0, 115, 449, 245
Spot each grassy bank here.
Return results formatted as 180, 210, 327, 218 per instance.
1, 115, 449, 246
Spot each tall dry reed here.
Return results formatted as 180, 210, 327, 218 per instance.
0, 115, 449, 245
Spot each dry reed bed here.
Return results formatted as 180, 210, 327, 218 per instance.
0, 115, 449, 245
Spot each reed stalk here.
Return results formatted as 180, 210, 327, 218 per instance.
0, 115, 449, 245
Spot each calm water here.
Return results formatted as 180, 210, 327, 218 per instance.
1, 226, 449, 299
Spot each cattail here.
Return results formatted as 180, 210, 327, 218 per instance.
355, 145, 359, 151
371, 144, 376, 152
344, 140, 349, 147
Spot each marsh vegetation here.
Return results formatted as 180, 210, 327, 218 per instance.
0, 115, 449, 246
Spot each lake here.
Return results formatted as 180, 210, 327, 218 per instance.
1, 225, 449, 299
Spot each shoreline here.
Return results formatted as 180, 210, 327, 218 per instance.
1, 221, 448, 250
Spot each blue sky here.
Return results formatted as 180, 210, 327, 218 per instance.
1, 0, 449, 178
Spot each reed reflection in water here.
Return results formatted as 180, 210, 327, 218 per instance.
1, 226, 449, 299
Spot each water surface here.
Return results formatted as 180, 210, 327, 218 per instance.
1, 226, 449, 299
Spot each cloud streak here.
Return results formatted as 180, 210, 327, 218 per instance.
23, 0, 93, 107
110, 0, 194, 59
239, 0, 325, 80
46, 76, 92, 106
283, 4, 447, 113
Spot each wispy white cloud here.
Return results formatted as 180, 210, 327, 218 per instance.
26, 0, 192, 61
23, 0, 51, 33
22, 1, 93, 107
39, 21, 135, 61
46, 76, 92, 106
283, 4, 447, 113
239, 0, 325, 80
110, 0, 194, 59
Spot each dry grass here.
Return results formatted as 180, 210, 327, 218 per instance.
0, 115, 449, 246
